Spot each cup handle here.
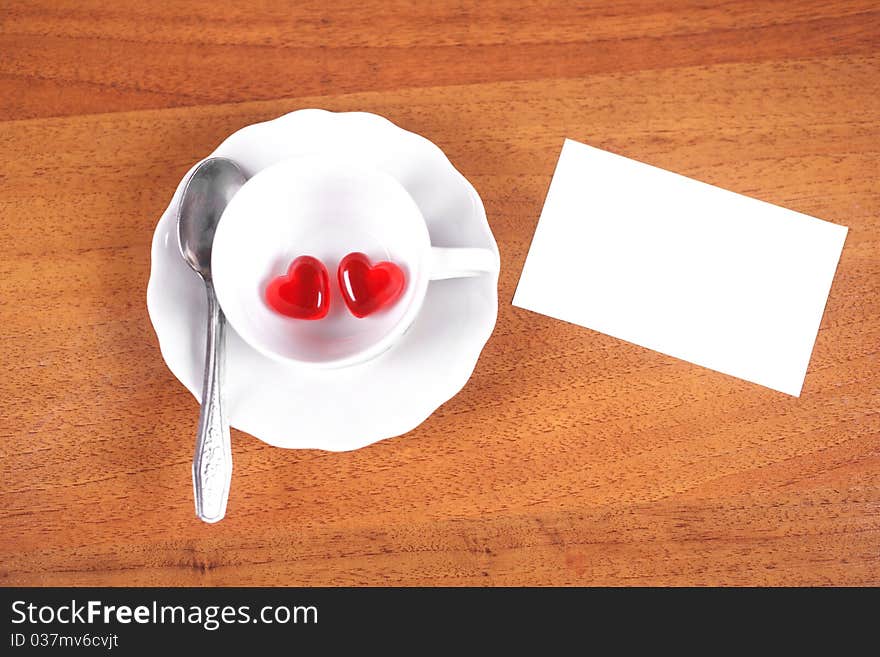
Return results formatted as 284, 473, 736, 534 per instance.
428, 247, 499, 280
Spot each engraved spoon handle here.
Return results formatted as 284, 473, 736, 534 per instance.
192, 280, 232, 523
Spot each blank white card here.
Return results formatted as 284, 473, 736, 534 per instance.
513, 139, 848, 396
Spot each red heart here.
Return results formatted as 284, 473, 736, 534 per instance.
265, 256, 331, 320
338, 252, 406, 318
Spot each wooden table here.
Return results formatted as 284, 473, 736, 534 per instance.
1, 1, 878, 586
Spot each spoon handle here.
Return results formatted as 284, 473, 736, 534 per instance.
192, 280, 232, 523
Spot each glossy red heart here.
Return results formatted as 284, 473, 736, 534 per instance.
338, 252, 406, 318
265, 256, 331, 320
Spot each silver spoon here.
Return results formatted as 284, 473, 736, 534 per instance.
177, 157, 247, 523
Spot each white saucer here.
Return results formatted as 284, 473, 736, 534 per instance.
146, 110, 500, 451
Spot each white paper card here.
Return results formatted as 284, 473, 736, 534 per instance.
513, 139, 847, 396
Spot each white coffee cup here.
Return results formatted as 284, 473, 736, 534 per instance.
211, 156, 498, 368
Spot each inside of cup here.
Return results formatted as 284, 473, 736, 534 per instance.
212, 157, 430, 366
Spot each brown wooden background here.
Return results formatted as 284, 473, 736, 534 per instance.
1, 1, 878, 586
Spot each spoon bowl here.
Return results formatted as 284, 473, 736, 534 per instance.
179, 158, 247, 277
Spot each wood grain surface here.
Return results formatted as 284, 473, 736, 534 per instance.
1, 1, 878, 586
